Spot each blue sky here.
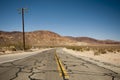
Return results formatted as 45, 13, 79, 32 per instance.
0, 0, 120, 41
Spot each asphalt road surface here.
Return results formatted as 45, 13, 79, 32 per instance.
0, 49, 120, 80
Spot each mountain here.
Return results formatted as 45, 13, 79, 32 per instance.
0, 30, 87, 47
65, 36, 120, 45
25, 30, 79, 46
0, 30, 120, 48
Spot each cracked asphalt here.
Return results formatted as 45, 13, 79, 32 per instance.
0, 48, 120, 80
0, 49, 62, 80
57, 48, 120, 80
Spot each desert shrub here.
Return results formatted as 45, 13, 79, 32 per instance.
66, 46, 79, 51
99, 49, 107, 54
94, 48, 106, 54
94, 50, 100, 55
11, 41, 32, 50
79, 49, 83, 52
75, 47, 80, 51
117, 49, 120, 52
9, 46, 16, 51
107, 49, 114, 52
66, 46, 86, 52
94, 48, 106, 55
25, 44, 32, 50
71, 47, 76, 50
85, 47, 90, 51
77, 47, 82, 51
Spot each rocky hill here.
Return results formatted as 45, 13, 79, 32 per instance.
0, 30, 120, 48
0, 30, 87, 47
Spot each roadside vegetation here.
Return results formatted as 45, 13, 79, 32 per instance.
0, 43, 32, 53
0, 43, 120, 56
65, 46, 120, 55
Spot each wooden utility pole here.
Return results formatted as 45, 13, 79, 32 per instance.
22, 8, 25, 51
18, 8, 28, 51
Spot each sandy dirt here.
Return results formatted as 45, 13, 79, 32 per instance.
0, 48, 51, 64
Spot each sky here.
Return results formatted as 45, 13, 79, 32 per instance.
0, 0, 120, 41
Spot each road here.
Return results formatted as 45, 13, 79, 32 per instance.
0, 49, 120, 80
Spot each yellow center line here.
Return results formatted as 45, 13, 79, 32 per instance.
55, 55, 62, 76
55, 51, 69, 80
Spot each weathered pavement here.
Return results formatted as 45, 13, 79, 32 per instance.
0, 48, 120, 80
57, 48, 120, 80
0, 49, 62, 80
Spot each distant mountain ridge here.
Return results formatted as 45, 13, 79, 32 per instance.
0, 30, 120, 47
65, 36, 120, 44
